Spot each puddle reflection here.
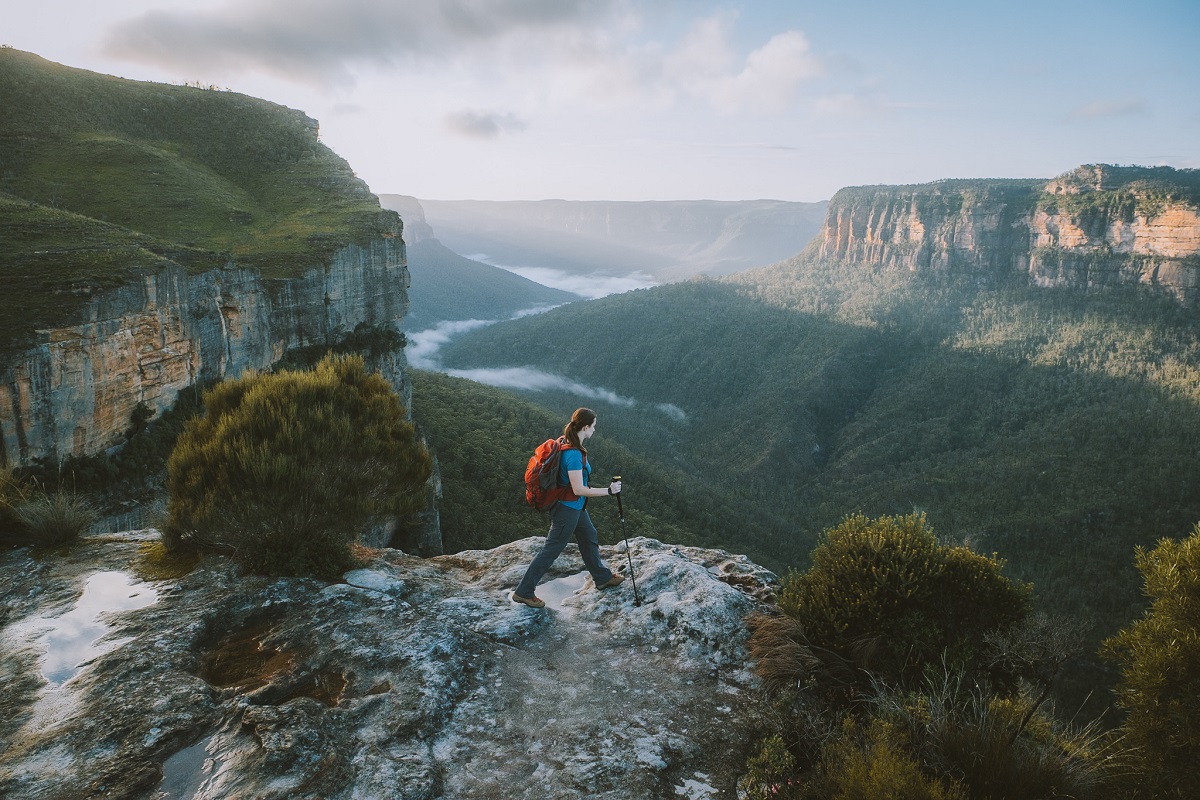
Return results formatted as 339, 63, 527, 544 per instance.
538, 572, 589, 613
23, 571, 159, 685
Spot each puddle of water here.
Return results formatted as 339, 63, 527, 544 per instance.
197, 619, 293, 691
2, 570, 159, 735
13, 571, 160, 686
156, 736, 225, 800
537, 572, 589, 613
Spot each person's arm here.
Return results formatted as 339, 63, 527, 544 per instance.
567, 470, 621, 497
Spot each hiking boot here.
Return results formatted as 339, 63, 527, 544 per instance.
511, 592, 545, 608
597, 573, 625, 590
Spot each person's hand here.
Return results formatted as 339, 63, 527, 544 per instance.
608, 480, 622, 495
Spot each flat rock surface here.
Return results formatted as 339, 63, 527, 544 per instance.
0, 533, 777, 799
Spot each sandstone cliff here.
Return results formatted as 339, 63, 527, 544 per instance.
0, 230, 411, 469
0, 532, 776, 799
0, 49, 417, 470
816, 164, 1200, 301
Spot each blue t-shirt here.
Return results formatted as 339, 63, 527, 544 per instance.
558, 448, 590, 509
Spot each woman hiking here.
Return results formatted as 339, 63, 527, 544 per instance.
511, 408, 624, 608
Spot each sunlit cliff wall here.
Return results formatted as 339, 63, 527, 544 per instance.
817, 165, 1200, 301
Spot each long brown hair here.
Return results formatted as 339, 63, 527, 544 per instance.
562, 407, 596, 454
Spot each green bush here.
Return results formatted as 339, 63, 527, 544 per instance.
812, 718, 967, 800
165, 354, 432, 577
738, 734, 801, 800
1102, 523, 1200, 798
739, 670, 1118, 800
14, 490, 98, 547
775, 513, 1032, 691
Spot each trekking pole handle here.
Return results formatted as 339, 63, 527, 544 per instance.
611, 475, 623, 516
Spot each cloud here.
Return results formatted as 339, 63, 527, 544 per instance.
444, 109, 528, 139
405, 318, 494, 369
445, 366, 637, 407
406, 312, 686, 417
466, 257, 659, 299
102, 0, 619, 87
1067, 97, 1149, 120
706, 30, 823, 113
101, 2, 823, 116
659, 16, 822, 114
654, 403, 688, 423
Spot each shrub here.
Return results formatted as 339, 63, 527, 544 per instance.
738, 734, 801, 800
775, 513, 1032, 691
871, 673, 1120, 800
14, 490, 98, 547
0, 468, 31, 542
1102, 523, 1200, 798
165, 354, 432, 577
812, 718, 967, 800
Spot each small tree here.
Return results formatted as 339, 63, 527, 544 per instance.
165, 354, 432, 577
775, 513, 1032, 691
1102, 523, 1200, 799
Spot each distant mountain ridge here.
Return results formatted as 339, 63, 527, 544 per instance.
379, 195, 577, 329
401, 197, 828, 280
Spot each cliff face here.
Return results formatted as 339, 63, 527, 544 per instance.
0, 233, 410, 469
816, 165, 1200, 301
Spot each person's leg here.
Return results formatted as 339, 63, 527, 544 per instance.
573, 509, 616, 586
514, 504, 581, 598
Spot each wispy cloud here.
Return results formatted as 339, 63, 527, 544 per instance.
444, 109, 528, 139
465, 256, 659, 299
102, 0, 618, 87
664, 15, 823, 114
706, 30, 823, 114
446, 366, 637, 407
406, 318, 494, 369
1067, 97, 1148, 120
101, 1, 824, 116
406, 313, 686, 420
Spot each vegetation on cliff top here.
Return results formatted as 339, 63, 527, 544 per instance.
165, 355, 432, 577
827, 164, 1200, 225
0, 47, 398, 354
741, 513, 1123, 800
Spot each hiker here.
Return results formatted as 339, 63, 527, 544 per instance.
512, 407, 624, 608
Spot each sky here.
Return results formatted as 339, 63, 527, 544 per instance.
4, 0, 1198, 202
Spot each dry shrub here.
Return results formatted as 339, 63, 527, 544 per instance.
748, 612, 875, 695
15, 490, 97, 547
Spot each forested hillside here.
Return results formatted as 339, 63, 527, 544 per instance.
410, 370, 793, 559
433, 258, 1200, 708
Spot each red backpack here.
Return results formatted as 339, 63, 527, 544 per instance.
524, 436, 583, 510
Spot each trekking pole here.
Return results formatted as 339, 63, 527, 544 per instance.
612, 475, 642, 606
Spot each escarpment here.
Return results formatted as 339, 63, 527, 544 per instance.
0, 49, 414, 468
0, 230, 411, 469
817, 164, 1200, 301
